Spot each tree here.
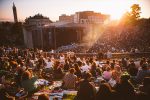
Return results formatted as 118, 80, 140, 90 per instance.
11, 22, 24, 45
130, 4, 141, 21
0, 22, 24, 46
120, 4, 141, 25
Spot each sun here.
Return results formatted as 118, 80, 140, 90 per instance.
100, 0, 138, 20
109, 7, 128, 20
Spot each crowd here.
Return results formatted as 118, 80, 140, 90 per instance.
55, 42, 142, 54
55, 22, 150, 53
0, 46, 150, 100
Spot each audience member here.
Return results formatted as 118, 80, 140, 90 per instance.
76, 72, 96, 100
62, 68, 77, 89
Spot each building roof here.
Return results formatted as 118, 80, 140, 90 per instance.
29, 14, 48, 19
25, 14, 52, 22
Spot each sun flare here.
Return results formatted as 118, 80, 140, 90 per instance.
99, 0, 139, 20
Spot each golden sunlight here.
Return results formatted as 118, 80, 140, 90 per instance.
99, 0, 139, 20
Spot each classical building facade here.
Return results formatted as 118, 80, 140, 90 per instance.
23, 11, 110, 49
42, 22, 85, 49
23, 14, 52, 49
24, 14, 52, 27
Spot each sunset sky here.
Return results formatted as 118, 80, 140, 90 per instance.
0, 0, 150, 22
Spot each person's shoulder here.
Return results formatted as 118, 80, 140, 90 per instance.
31, 76, 38, 81
64, 73, 69, 77
114, 83, 121, 88
79, 79, 86, 84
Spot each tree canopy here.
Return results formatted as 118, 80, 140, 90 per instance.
130, 4, 141, 21
120, 4, 141, 25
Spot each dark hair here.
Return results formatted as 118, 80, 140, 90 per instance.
69, 68, 75, 74
143, 77, 150, 86
106, 60, 110, 64
121, 74, 130, 82
97, 83, 114, 95
74, 63, 78, 67
21, 71, 31, 81
74, 63, 80, 71
106, 67, 111, 71
38, 94, 49, 100
84, 72, 92, 80
91, 62, 97, 70
142, 64, 148, 70
17, 68, 24, 75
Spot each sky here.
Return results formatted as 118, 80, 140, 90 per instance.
0, 0, 150, 22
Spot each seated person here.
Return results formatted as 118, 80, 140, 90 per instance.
114, 73, 135, 100
136, 64, 150, 84
76, 72, 96, 100
90, 62, 101, 78
53, 61, 64, 79
139, 77, 150, 95
128, 60, 138, 76
0, 86, 15, 100
15, 67, 24, 87
62, 68, 77, 89
74, 63, 82, 78
96, 83, 117, 100
21, 70, 38, 94
45, 58, 53, 73
102, 67, 112, 81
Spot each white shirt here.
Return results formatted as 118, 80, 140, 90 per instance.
81, 64, 91, 72
95, 61, 99, 66
76, 57, 81, 62
134, 61, 141, 68
45, 61, 53, 69
60, 56, 65, 64
106, 51, 112, 59
108, 78, 116, 87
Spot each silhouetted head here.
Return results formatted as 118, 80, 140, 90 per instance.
69, 68, 75, 74
22, 71, 31, 81
121, 72, 130, 82
38, 94, 49, 100
142, 64, 148, 70
84, 72, 92, 80
97, 83, 113, 95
